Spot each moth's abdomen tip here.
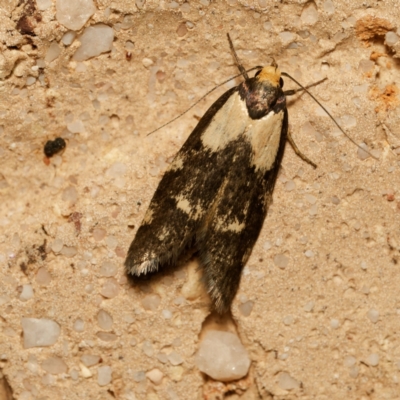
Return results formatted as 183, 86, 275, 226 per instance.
125, 257, 159, 276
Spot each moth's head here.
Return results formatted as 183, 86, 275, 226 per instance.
255, 60, 282, 88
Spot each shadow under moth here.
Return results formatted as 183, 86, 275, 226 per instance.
125, 34, 363, 314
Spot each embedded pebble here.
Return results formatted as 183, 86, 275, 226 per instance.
344, 355, 356, 367
195, 330, 250, 381
97, 310, 113, 330
274, 254, 289, 269
367, 308, 379, 323
331, 196, 340, 205
340, 115, 357, 129
142, 341, 154, 357
359, 59, 374, 73
19, 284, 34, 301
80, 363, 92, 378
385, 31, 399, 46
100, 278, 119, 298
176, 23, 188, 37
70, 369, 80, 380
100, 261, 117, 277
304, 250, 314, 258
133, 371, 146, 382
263, 240, 272, 251
56, 0, 96, 30
141, 294, 161, 311
357, 143, 370, 160
37, 0, 52, 10
142, 58, 154, 68
305, 194, 317, 204
80, 354, 100, 367
279, 31, 296, 44
330, 319, 340, 329
146, 368, 163, 385
323, 0, 335, 14
162, 309, 173, 319
278, 372, 300, 390
238, 301, 254, 317
360, 261, 368, 270
41, 357, 67, 374
67, 120, 84, 134
26, 76, 36, 86
263, 21, 273, 30
73, 24, 114, 61
21, 318, 61, 348
96, 331, 117, 341
62, 186, 78, 204
45, 42, 61, 63
93, 228, 106, 241
283, 315, 294, 326
301, 2, 319, 25
285, 181, 296, 191
73, 318, 84, 332
62, 31, 76, 46
105, 236, 118, 249
51, 238, 64, 253
106, 162, 127, 179
366, 353, 379, 367
98, 366, 112, 386
60, 246, 77, 258
157, 353, 168, 363
168, 351, 183, 366
304, 301, 314, 312
36, 267, 51, 285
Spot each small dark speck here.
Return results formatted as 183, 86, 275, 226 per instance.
20, 262, 28, 274
44, 137, 66, 157
128, 225, 135, 229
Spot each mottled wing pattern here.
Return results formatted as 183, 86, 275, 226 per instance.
125, 87, 239, 275
199, 109, 288, 313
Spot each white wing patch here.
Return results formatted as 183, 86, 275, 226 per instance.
200, 91, 284, 173
247, 110, 284, 172
201, 92, 248, 151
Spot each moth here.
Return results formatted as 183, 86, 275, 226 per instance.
125, 35, 350, 313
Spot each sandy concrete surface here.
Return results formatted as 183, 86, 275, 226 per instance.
1, 0, 400, 399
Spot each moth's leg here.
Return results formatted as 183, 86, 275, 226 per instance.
283, 77, 327, 96
287, 129, 317, 169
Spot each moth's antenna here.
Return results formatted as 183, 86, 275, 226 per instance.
146, 66, 261, 137
227, 33, 249, 80
282, 72, 378, 160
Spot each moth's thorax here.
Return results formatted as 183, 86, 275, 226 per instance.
239, 67, 285, 120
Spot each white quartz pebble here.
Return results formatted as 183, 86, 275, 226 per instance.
73, 24, 114, 62
146, 368, 163, 385
56, 0, 96, 30
301, 2, 319, 25
98, 366, 112, 386
21, 318, 61, 348
41, 357, 68, 374
195, 330, 250, 381
45, 42, 61, 63
97, 310, 113, 330
367, 309, 379, 323
278, 372, 300, 390
19, 285, 33, 301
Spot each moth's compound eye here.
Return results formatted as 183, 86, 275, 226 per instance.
279, 77, 284, 88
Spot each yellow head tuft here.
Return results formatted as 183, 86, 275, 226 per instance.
257, 65, 281, 87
